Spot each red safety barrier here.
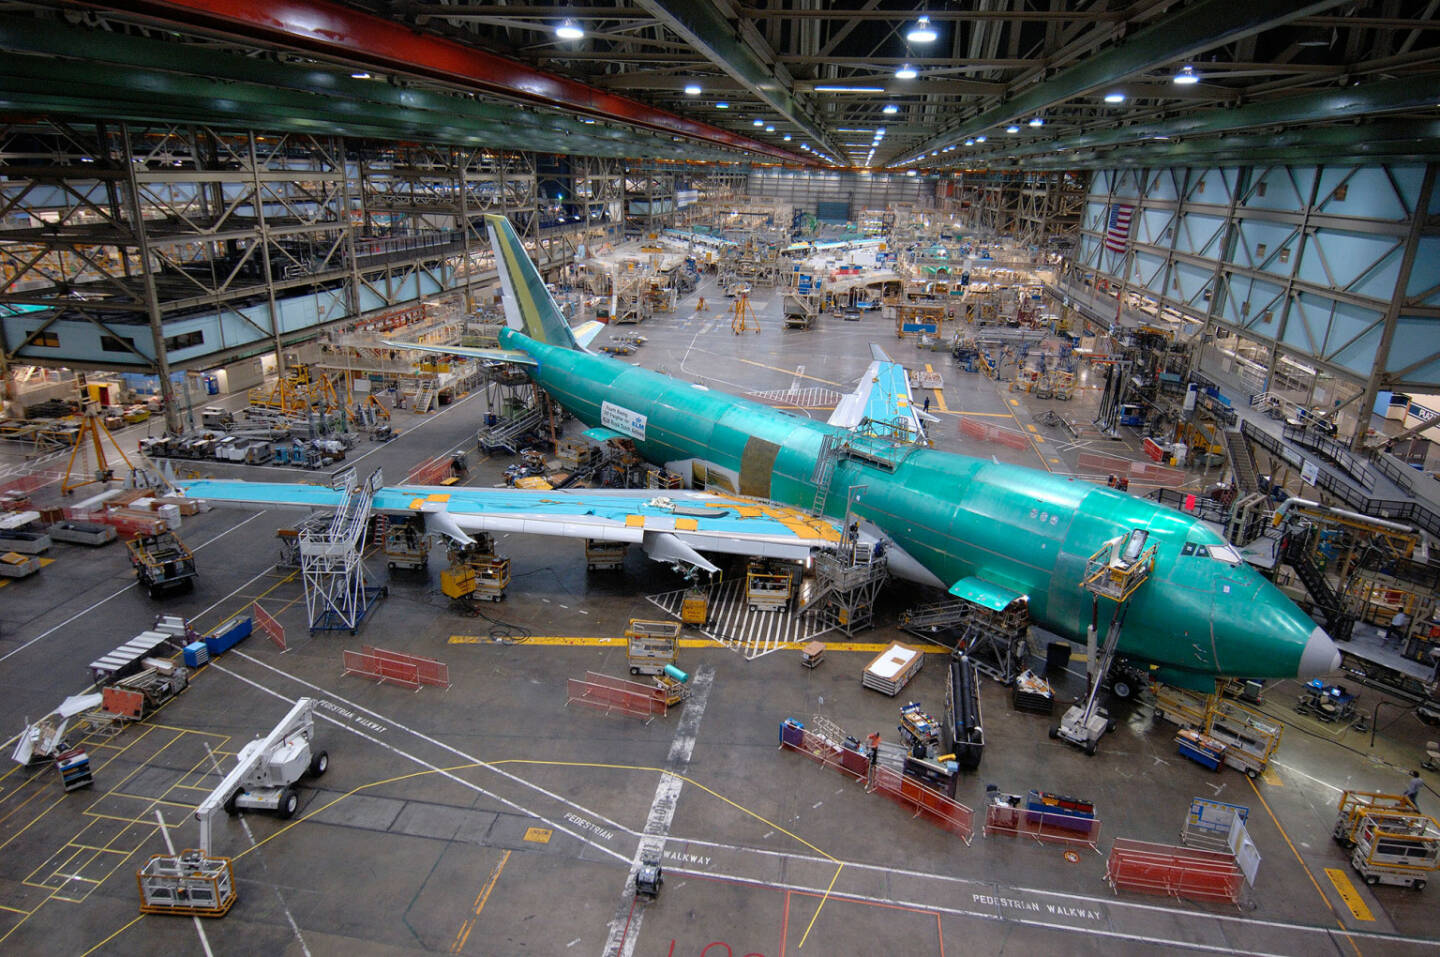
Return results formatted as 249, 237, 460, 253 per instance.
404, 455, 456, 486
984, 802, 1102, 852
1076, 451, 1186, 488
1105, 837, 1244, 906
253, 602, 286, 652
959, 417, 1029, 450
360, 645, 450, 689
778, 721, 869, 782
343, 649, 420, 690
566, 672, 666, 720
868, 765, 974, 843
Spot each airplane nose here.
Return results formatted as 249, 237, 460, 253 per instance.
1299, 625, 1342, 677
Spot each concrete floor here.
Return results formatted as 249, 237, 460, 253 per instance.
2, 273, 1439, 956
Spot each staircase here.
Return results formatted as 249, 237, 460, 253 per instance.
1282, 531, 1354, 642
478, 406, 545, 455
412, 379, 438, 413
1223, 429, 1261, 495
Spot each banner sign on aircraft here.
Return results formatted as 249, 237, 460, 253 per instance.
601, 401, 647, 441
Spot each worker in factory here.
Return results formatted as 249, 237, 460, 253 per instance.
697, 296, 706, 312
1405, 770, 1424, 809
1388, 608, 1411, 646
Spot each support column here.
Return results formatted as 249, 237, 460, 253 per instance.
119, 122, 182, 435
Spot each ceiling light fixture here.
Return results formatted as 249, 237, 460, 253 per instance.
964, 138, 975, 146
895, 63, 918, 80
1028, 116, 1044, 127
555, 19, 585, 40
783, 134, 791, 141
815, 85, 886, 93
1104, 91, 1126, 103
906, 16, 937, 44
350, 71, 372, 79
1006, 124, 1020, 133
715, 102, 729, 109
1173, 65, 1199, 85
684, 84, 702, 95
766, 125, 775, 132
975, 135, 986, 143
883, 104, 899, 114
753, 119, 764, 126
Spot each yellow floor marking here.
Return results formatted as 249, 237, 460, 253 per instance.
1026, 424, 1039, 433
1049, 457, 1061, 464
451, 849, 510, 953
1324, 869, 1375, 922
1249, 778, 1363, 955
1260, 767, 1283, 786
735, 357, 842, 386
1008, 398, 1020, 406
523, 827, 552, 843
450, 635, 953, 653
924, 363, 948, 413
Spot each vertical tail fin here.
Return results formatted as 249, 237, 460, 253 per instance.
485, 214, 578, 349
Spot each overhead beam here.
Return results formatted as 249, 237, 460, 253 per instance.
85, 0, 804, 163
633, 0, 846, 163
898, 0, 1353, 164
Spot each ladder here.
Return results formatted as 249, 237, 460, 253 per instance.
810, 433, 840, 515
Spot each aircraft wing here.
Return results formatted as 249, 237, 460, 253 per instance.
827, 344, 933, 441
379, 339, 536, 366
178, 480, 842, 573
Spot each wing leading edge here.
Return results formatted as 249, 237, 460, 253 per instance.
827, 343, 936, 442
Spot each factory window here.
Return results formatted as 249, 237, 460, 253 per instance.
1241, 300, 1250, 316
1255, 243, 1267, 258
165, 330, 204, 352
1195, 179, 1205, 193
101, 334, 136, 353
1255, 181, 1267, 197
1333, 183, 1348, 202
31, 331, 59, 347
1278, 247, 1290, 264
1262, 310, 1275, 324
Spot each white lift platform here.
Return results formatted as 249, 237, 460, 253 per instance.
1052, 529, 1156, 756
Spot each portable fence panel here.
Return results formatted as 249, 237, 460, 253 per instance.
984, 803, 1103, 851
343, 649, 420, 690
1105, 838, 1243, 906
959, 417, 1029, 450
253, 602, 286, 652
777, 721, 868, 781
869, 765, 974, 842
566, 673, 665, 719
1076, 451, 1186, 487
361, 646, 449, 689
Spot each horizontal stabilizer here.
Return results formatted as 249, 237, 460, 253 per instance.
827, 343, 928, 443
572, 320, 606, 350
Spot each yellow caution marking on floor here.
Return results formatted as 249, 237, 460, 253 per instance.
1027, 424, 1039, 433
1324, 868, 1375, 922
1049, 458, 1061, 465
1261, 766, 1283, 786
1009, 398, 1020, 406
523, 827, 552, 844
37, 558, 55, 568
924, 363, 949, 413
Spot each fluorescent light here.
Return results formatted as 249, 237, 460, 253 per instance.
895, 63, 918, 80
815, 85, 886, 93
555, 19, 584, 40
350, 71, 372, 79
715, 102, 729, 109
783, 134, 791, 141
1028, 116, 1044, 127
906, 16, 937, 44
753, 119, 764, 126
975, 135, 986, 143
883, 104, 899, 114
1173, 65, 1199, 85
1104, 91, 1126, 103
766, 126, 775, 132
964, 138, 975, 146
684, 84, 701, 96
1007, 124, 1020, 133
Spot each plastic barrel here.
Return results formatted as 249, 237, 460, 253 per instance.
663, 664, 689, 683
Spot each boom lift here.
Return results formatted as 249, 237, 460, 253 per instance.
194, 698, 328, 852
1052, 529, 1156, 755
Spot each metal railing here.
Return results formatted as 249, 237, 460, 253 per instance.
1282, 423, 1374, 490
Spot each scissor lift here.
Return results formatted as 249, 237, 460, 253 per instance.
1052, 529, 1156, 756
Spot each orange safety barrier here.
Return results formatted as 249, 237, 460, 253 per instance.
1076, 451, 1186, 488
404, 455, 456, 486
777, 720, 869, 782
566, 672, 667, 720
959, 417, 1029, 450
102, 686, 146, 719
868, 765, 974, 843
253, 602, 286, 652
1105, 837, 1244, 906
360, 645, 450, 689
984, 802, 1102, 852
343, 649, 420, 690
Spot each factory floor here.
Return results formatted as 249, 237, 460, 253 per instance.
1, 273, 1438, 956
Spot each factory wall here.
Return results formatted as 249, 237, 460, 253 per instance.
745, 169, 935, 220
1075, 162, 1440, 394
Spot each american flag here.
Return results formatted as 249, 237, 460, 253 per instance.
1104, 204, 1134, 253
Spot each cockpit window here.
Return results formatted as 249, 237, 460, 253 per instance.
1182, 541, 1242, 565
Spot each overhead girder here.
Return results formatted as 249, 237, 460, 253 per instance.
898, 0, 1354, 164
80, 0, 805, 163
0, 15, 735, 161
949, 76, 1440, 168
632, 0, 847, 164
1004, 119, 1440, 171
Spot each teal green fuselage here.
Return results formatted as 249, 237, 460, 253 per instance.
506, 328, 1320, 683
